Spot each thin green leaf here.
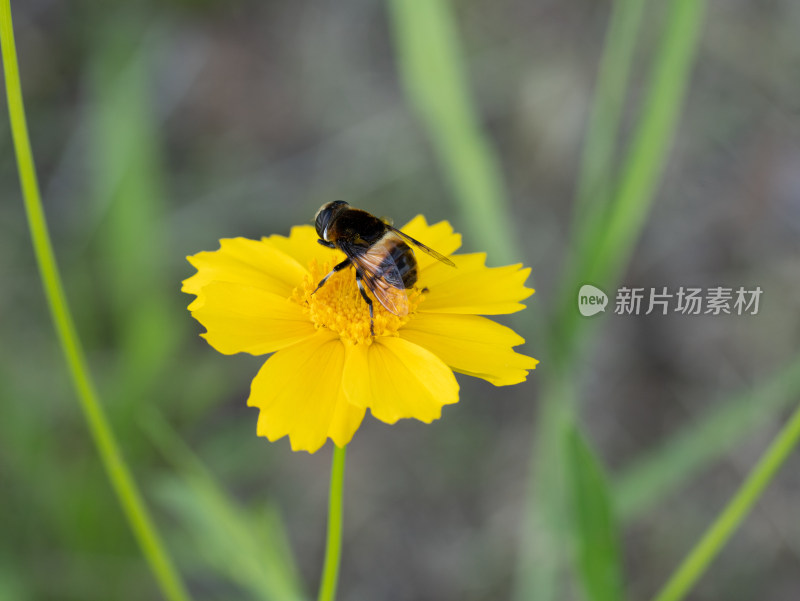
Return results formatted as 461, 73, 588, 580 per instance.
650, 400, 800, 601
515, 2, 649, 599
387, 0, 517, 264
89, 24, 180, 406
519, 2, 706, 600
567, 426, 625, 601
582, 0, 706, 290
143, 410, 307, 601
615, 354, 800, 520
572, 0, 648, 226
554, 0, 648, 365
552, 0, 707, 368
157, 479, 306, 601
515, 378, 575, 601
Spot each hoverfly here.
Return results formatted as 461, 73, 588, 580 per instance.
313, 201, 455, 335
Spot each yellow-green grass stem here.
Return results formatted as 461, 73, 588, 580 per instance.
0, 3, 191, 601
318, 445, 347, 601
651, 401, 800, 601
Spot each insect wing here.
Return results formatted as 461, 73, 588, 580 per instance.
343, 240, 410, 317
389, 226, 456, 267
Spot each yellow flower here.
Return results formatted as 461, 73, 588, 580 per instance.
182, 216, 537, 453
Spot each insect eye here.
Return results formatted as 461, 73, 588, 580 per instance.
314, 201, 348, 240
315, 203, 333, 240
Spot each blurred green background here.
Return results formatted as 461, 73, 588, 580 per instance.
2, 1, 800, 601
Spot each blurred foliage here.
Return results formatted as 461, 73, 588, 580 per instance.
2, 1, 800, 601
567, 425, 625, 601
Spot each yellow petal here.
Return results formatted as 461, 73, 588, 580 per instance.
398, 216, 462, 270
263, 225, 345, 270
400, 313, 538, 386
343, 337, 459, 424
249, 331, 366, 453
182, 237, 308, 299
419, 253, 534, 315
190, 281, 317, 355
328, 385, 367, 448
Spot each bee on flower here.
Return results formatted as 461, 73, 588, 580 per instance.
182, 202, 537, 453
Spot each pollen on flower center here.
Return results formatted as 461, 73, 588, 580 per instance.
291, 259, 422, 345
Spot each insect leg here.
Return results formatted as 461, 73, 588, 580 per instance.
317, 239, 336, 249
355, 270, 375, 337
312, 258, 352, 294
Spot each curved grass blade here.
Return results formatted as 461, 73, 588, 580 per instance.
616, 353, 800, 520
0, 4, 191, 600
650, 400, 800, 601
580, 0, 706, 291
143, 409, 307, 601
572, 0, 648, 227
387, 0, 517, 264
552, 0, 707, 367
520, 1, 706, 600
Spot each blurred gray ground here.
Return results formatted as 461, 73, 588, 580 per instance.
1, 1, 799, 600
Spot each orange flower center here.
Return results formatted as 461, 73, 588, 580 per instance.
292, 259, 423, 345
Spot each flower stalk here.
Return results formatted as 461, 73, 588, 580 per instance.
0, 3, 190, 600
318, 445, 347, 601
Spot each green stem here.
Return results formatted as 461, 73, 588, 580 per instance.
552, 0, 706, 369
572, 0, 647, 224
318, 445, 347, 601
0, 4, 191, 601
651, 401, 800, 601
584, 0, 706, 287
